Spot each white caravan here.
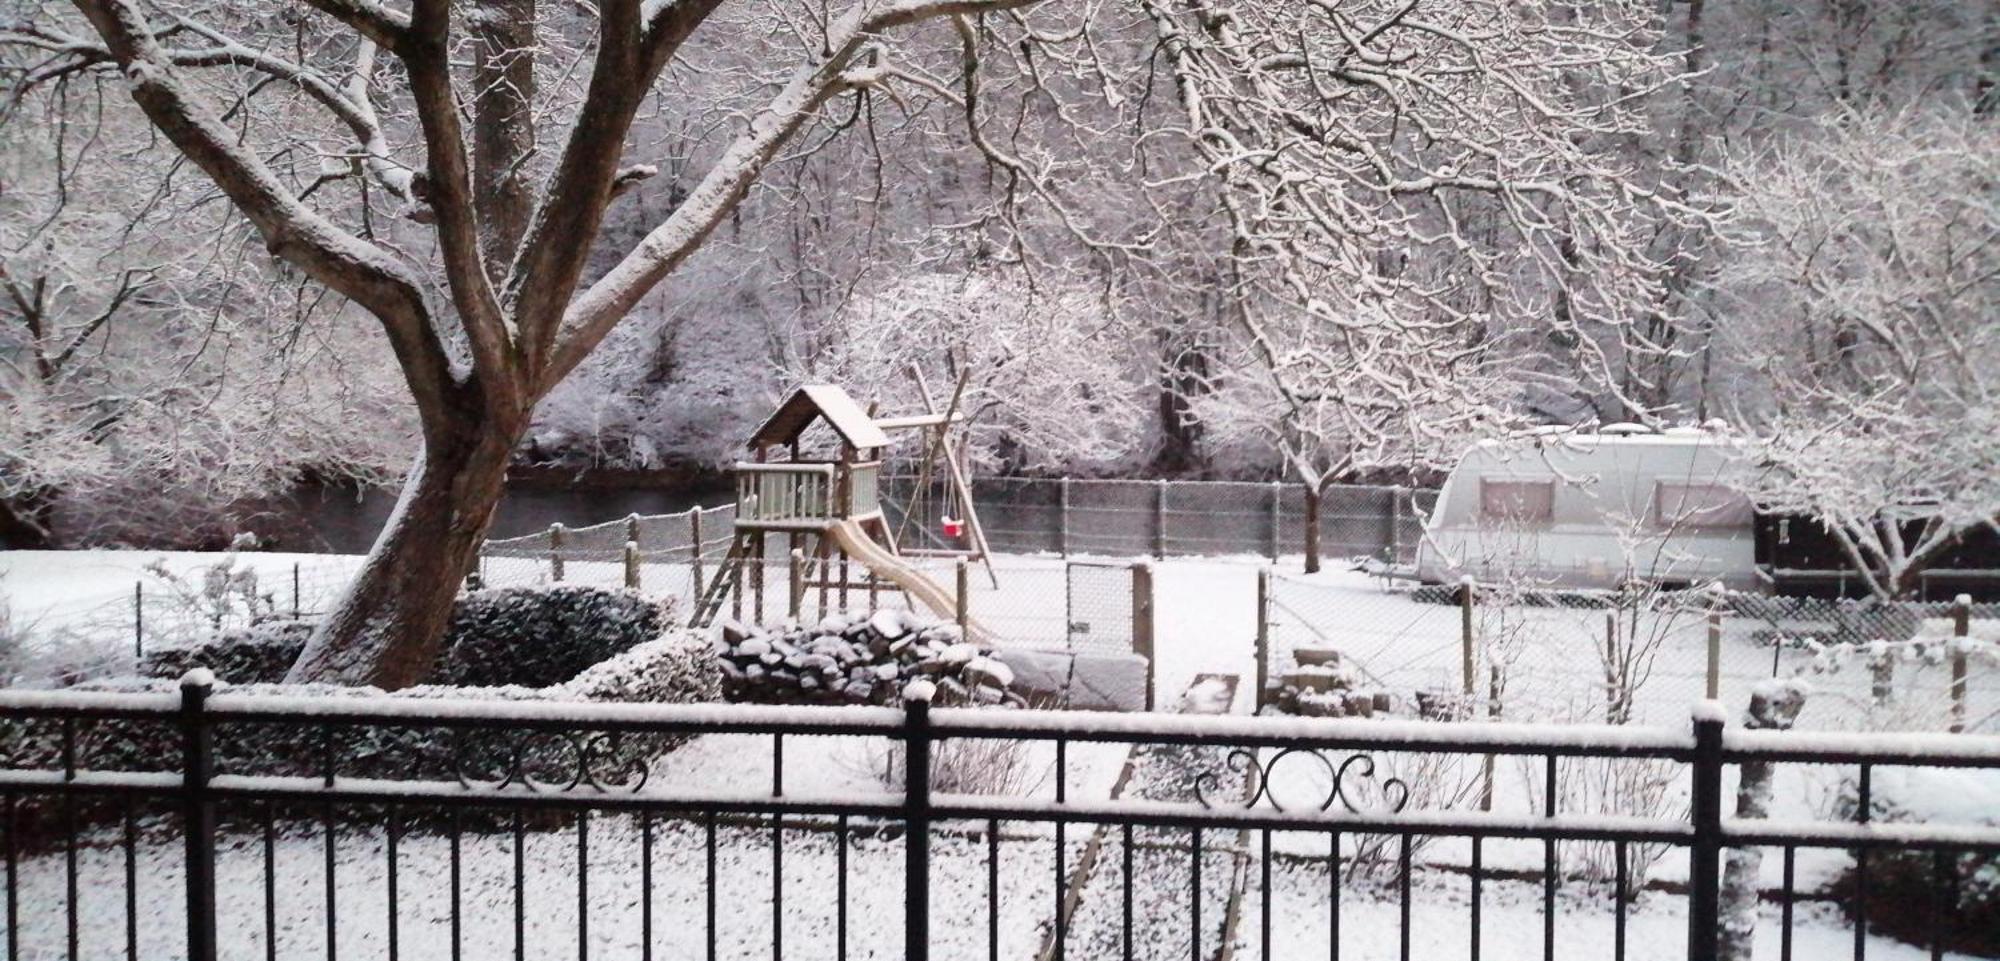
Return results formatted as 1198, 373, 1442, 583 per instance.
1415, 427, 1758, 591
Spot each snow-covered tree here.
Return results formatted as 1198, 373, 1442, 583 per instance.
4, 0, 1046, 687
786, 268, 1150, 473
1717, 106, 1999, 598
0, 103, 406, 547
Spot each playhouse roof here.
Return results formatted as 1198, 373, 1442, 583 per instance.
749, 385, 890, 450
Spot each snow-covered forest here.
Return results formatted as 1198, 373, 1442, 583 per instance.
4, 0, 1991, 539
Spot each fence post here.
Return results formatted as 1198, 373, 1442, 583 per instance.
1058, 477, 1071, 557
292, 563, 301, 619
1388, 487, 1404, 564
1706, 597, 1723, 701
903, 683, 935, 961
789, 549, 806, 620
1687, 705, 1726, 961
179, 669, 219, 961
1153, 479, 1167, 559
133, 582, 145, 658
1459, 576, 1476, 700
955, 558, 970, 634
548, 523, 566, 582
1133, 562, 1157, 712
1255, 567, 1271, 713
1268, 481, 1282, 562
689, 509, 705, 599
1950, 594, 1971, 734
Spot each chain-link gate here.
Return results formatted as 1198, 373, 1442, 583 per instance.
1063, 561, 1134, 654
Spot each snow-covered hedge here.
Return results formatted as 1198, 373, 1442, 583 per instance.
1829, 768, 2000, 954
715, 610, 1025, 708
436, 586, 674, 688
138, 585, 675, 687
139, 618, 315, 683
5, 627, 717, 846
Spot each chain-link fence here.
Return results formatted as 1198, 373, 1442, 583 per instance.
1258, 572, 2000, 733
879, 476, 1431, 563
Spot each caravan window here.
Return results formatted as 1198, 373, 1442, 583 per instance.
1655, 483, 1750, 528
1479, 479, 1555, 523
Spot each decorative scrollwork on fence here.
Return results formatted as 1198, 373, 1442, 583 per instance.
1194, 748, 1410, 814
453, 729, 651, 793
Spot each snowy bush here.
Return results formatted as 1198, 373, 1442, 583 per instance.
139, 618, 314, 683
1827, 769, 2000, 955
713, 609, 1025, 707
435, 585, 674, 688
136, 585, 676, 688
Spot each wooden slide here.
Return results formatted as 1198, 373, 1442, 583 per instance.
826, 519, 992, 641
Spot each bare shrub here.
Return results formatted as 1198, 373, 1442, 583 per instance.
1522, 752, 1685, 898
876, 738, 1047, 797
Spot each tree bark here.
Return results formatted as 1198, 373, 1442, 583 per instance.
1303, 483, 1322, 574
1719, 682, 1807, 961
286, 415, 517, 688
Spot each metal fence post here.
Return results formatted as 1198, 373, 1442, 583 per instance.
292, 563, 301, 619
1459, 576, 1476, 700
689, 509, 705, 599
548, 523, 567, 582
1058, 477, 1071, 557
180, 670, 219, 961
903, 684, 934, 961
1153, 479, 1167, 559
1950, 594, 1971, 733
1687, 707, 1726, 961
1129, 562, 1157, 710
1255, 567, 1271, 713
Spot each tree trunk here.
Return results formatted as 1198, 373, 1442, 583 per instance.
0, 489, 57, 549
1719, 682, 1807, 960
286, 419, 516, 689
1303, 484, 1322, 574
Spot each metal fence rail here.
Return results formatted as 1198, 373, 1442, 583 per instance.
4, 678, 1998, 961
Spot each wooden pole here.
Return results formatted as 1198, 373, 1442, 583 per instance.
548, 523, 566, 582
1459, 576, 1476, 699
1255, 567, 1271, 713
689, 509, 705, 599
1950, 594, 1971, 734
789, 549, 805, 620
623, 541, 641, 590
1058, 477, 1071, 557
1268, 481, 1282, 562
1153, 479, 1167, 559
955, 558, 970, 634
1706, 602, 1724, 701
1133, 562, 1157, 711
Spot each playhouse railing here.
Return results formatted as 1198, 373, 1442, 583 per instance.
734, 462, 836, 528
848, 460, 881, 517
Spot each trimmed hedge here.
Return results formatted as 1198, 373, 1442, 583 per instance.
139, 585, 675, 688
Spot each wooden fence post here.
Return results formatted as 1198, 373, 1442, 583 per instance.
1459, 576, 1476, 700
689, 509, 705, 599
623, 541, 641, 590
1268, 481, 1282, 562
134, 582, 144, 658
1951, 594, 1971, 733
548, 523, 566, 582
788, 549, 805, 620
1706, 599, 1723, 701
1132, 562, 1156, 711
1058, 477, 1071, 557
1153, 479, 1167, 559
1255, 567, 1271, 713
955, 558, 970, 634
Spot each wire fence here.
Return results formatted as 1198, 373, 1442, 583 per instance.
881, 476, 1433, 562
1259, 572, 2000, 733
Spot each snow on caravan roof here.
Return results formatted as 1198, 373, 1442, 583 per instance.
1476, 426, 1738, 451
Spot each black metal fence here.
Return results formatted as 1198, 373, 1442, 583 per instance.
4, 677, 1998, 960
